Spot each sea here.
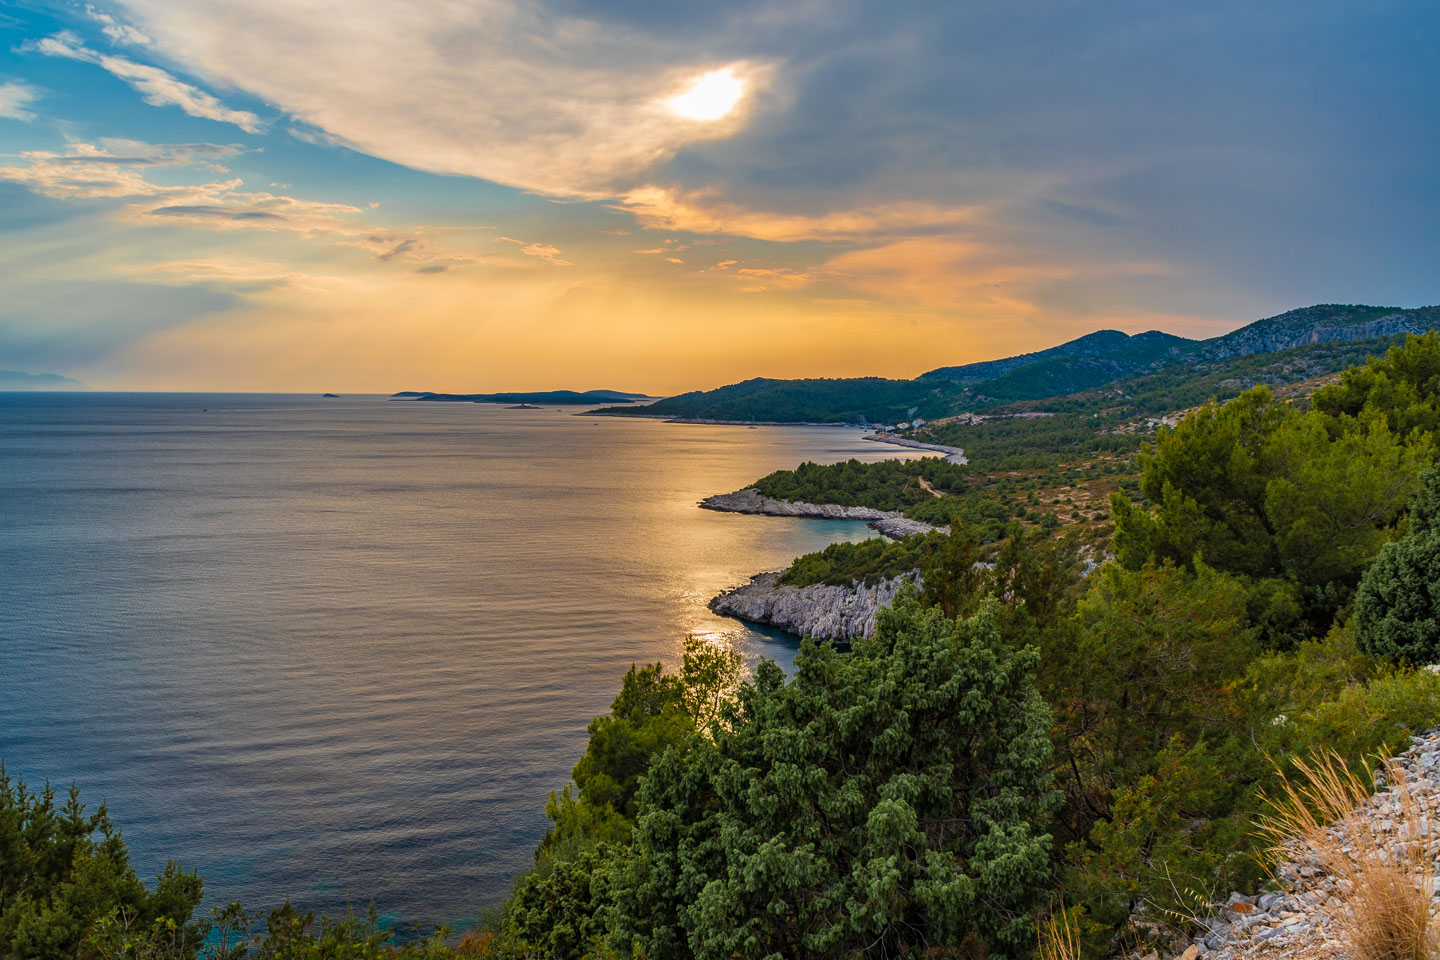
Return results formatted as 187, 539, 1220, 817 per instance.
0, 392, 914, 928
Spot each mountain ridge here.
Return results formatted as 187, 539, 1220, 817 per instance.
595, 303, 1440, 424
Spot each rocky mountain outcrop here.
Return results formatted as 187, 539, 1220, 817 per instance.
1196, 304, 1440, 361
700, 488, 900, 521
709, 571, 916, 640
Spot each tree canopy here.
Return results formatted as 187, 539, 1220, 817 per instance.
616, 596, 1057, 959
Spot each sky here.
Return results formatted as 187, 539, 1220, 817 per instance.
0, 1, 1437, 393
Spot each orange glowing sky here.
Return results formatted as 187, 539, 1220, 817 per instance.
1, 1, 1437, 393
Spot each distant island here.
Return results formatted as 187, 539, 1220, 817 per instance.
0, 369, 89, 391
321, 393, 341, 398
392, 388, 652, 405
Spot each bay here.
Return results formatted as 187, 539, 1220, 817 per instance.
0, 393, 912, 926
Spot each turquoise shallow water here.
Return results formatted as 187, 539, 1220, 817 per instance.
0, 393, 911, 926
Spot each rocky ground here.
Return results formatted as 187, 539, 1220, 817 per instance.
702, 489, 941, 541
709, 571, 915, 640
868, 516, 940, 538
862, 434, 968, 464
700, 487, 900, 521
1155, 727, 1440, 960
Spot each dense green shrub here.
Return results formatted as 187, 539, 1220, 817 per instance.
917, 414, 1140, 470
779, 532, 941, 586
0, 767, 203, 960
614, 596, 1058, 959
1112, 385, 1428, 644
1354, 467, 1440, 665
753, 456, 968, 510
1313, 330, 1440, 440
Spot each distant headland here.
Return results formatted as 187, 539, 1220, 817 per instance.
392, 389, 652, 405
0, 370, 89, 391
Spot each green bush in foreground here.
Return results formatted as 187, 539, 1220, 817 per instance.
1354, 467, 1440, 665
613, 596, 1058, 959
0, 767, 203, 960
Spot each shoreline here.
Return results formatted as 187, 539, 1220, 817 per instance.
589, 412, 858, 427
700, 487, 899, 522
862, 433, 967, 464
710, 571, 917, 641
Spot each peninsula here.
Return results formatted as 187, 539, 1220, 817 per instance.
392, 388, 651, 404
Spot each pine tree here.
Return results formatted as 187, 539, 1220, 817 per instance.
614, 595, 1057, 959
1354, 467, 1440, 665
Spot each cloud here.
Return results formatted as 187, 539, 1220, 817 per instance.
615, 186, 978, 242
145, 258, 312, 291
106, 0, 772, 197
496, 236, 571, 266
735, 266, 817, 287
0, 141, 240, 198
84, 4, 151, 45
0, 81, 40, 121
35, 35, 263, 133
0, 141, 476, 269
818, 236, 1169, 313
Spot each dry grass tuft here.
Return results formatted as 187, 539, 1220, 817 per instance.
1037, 905, 1083, 960
1259, 751, 1437, 960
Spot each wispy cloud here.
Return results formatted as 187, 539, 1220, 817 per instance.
615, 186, 978, 243
496, 236, 571, 266
0, 141, 241, 198
145, 258, 313, 291
107, 0, 771, 197
35, 34, 263, 133
0, 141, 474, 270
0, 81, 40, 122
83, 4, 151, 45
735, 266, 818, 288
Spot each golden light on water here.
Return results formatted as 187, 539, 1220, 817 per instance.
667, 69, 746, 121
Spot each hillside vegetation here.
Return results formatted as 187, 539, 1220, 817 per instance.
596, 304, 1440, 424
12, 334, 1440, 960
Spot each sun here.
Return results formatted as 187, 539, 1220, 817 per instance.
666, 69, 746, 122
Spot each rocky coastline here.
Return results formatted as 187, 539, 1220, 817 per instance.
709, 571, 917, 641
862, 433, 968, 464
700, 487, 901, 521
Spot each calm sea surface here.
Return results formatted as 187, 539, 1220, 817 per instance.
0, 393, 912, 926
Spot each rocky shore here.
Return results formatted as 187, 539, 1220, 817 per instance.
1163, 726, 1440, 960
709, 571, 917, 640
701, 487, 901, 521
863, 434, 968, 464
868, 516, 941, 538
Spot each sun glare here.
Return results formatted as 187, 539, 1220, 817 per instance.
667, 69, 745, 121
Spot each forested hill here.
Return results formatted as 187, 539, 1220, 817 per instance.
593, 303, 1440, 424
919, 328, 1193, 384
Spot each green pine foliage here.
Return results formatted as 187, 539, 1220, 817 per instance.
752, 456, 969, 510
916, 414, 1140, 470
1353, 467, 1440, 665
614, 596, 1058, 959
0, 767, 203, 960
1111, 384, 1430, 644
1313, 331, 1440, 440
778, 532, 942, 586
